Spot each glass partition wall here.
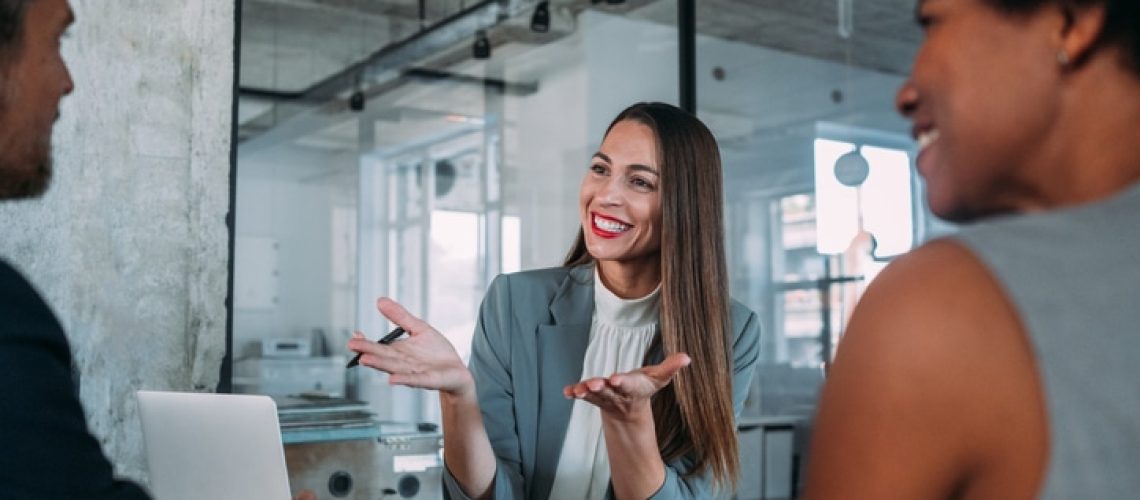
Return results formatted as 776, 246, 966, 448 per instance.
688, 2, 933, 497
231, 1, 932, 497
233, 0, 683, 423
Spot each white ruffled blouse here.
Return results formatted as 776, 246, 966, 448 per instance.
548, 270, 660, 500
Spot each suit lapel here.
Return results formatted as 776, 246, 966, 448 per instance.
531, 265, 594, 500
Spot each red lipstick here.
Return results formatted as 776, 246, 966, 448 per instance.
590, 212, 629, 239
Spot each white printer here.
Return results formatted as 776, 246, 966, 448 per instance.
233, 338, 345, 397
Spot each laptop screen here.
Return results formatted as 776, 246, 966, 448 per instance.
137, 390, 292, 500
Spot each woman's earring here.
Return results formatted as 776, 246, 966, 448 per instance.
1057, 49, 1071, 67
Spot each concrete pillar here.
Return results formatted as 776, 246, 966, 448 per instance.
0, 0, 235, 484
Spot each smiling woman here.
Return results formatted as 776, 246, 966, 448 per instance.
562, 103, 746, 496
897, 0, 1140, 221
805, 0, 1140, 499
555, 102, 752, 498
573, 119, 664, 293
349, 102, 761, 500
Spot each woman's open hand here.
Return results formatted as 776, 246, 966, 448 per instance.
562, 352, 691, 422
347, 298, 474, 399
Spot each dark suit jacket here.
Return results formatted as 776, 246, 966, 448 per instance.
0, 260, 150, 499
443, 264, 762, 499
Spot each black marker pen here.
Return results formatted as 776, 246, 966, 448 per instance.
346, 326, 406, 368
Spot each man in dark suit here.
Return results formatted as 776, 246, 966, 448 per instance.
0, 2, 318, 499
0, 0, 153, 497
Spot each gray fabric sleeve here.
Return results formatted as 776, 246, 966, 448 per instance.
442, 275, 527, 500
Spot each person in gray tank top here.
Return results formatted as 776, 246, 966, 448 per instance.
803, 1, 1140, 499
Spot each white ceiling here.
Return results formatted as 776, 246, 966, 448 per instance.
240, 0, 920, 92
238, 0, 922, 200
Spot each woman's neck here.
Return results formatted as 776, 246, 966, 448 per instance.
1015, 56, 1140, 211
596, 258, 661, 299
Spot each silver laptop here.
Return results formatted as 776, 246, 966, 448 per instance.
137, 390, 293, 500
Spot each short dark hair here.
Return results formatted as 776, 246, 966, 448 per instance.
0, 0, 31, 66
984, 0, 1140, 73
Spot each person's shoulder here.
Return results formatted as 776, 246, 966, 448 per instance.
806, 238, 1047, 498
0, 259, 32, 291
0, 260, 72, 373
0, 259, 64, 337
727, 298, 753, 320
840, 237, 1007, 359
727, 298, 758, 338
494, 265, 587, 293
483, 265, 584, 307
883, 237, 986, 284
500, 265, 577, 285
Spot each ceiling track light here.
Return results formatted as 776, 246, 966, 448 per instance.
531, 1, 550, 33
349, 73, 365, 112
473, 29, 491, 59
349, 90, 365, 112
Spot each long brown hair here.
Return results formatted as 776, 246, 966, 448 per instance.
564, 102, 738, 487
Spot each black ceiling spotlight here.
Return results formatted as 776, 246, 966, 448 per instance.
531, 1, 550, 33
349, 73, 365, 112
349, 90, 365, 112
473, 29, 491, 59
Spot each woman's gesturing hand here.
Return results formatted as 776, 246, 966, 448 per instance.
347, 298, 475, 399
562, 352, 691, 422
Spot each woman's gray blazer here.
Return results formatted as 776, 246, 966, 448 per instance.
442, 264, 762, 499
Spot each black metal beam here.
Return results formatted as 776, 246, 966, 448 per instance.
219, 0, 243, 395
402, 67, 539, 96
678, 0, 695, 113
237, 0, 499, 104
240, 67, 538, 102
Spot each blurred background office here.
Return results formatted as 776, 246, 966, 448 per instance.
230, 0, 945, 498
0, 0, 943, 498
